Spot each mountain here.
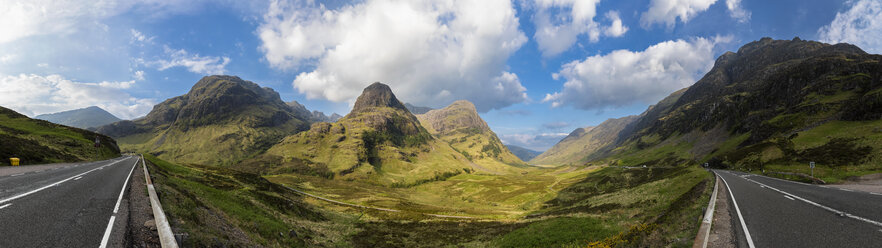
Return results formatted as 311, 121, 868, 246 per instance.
253, 82, 472, 186
0, 106, 119, 165
286, 101, 342, 122
506, 145, 542, 161
404, 103, 433, 114
95, 75, 310, 165
416, 100, 526, 172
530, 115, 639, 165
579, 38, 882, 177
35, 106, 122, 129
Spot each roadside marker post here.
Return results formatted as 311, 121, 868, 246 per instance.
810, 162, 815, 178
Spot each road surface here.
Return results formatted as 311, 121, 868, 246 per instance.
0, 156, 139, 248
715, 170, 882, 247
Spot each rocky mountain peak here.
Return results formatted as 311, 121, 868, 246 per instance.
351, 82, 408, 113
417, 100, 490, 134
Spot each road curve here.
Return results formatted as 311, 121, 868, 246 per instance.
715, 170, 882, 248
0, 156, 140, 248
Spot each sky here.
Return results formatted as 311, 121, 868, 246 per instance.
1, 0, 881, 151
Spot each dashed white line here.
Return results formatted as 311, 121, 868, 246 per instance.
73, 176, 83, 181
0, 158, 127, 205
870, 192, 882, 196
716, 172, 756, 248
743, 177, 882, 228
839, 188, 854, 192
10, 173, 24, 177
0, 203, 11, 209
783, 195, 795, 201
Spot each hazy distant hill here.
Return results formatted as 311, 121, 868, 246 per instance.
35, 106, 121, 129
417, 100, 526, 172
405, 103, 433, 114
563, 38, 882, 181
505, 145, 542, 161
0, 106, 119, 165
530, 115, 638, 166
253, 82, 472, 186
95, 75, 310, 165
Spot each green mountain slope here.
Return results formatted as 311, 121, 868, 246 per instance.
506, 145, 542, 161
0, 106, 119, 165
95, 75, 309, 165
255, 82, 472, 186
416, 100, 526, 173
35, 106, 122, 129
530, 115, 639, 166
584, 37, 882, 182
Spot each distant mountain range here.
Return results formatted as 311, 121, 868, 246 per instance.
405, 103, 433, 114
505, 145, 542, 161
537, 37, 882, 173
35, 106, 121, 129
95, 75, 311, 165
0, 106, 119, 165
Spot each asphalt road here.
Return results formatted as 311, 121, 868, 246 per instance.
0, 156, 139, 248
715, 170, 882, 248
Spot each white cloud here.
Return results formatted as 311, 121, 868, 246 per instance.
258, 0, 529, 112
153, 47, 230, 75
818, 0, 882, 54
604, 11, 628, 37
0, 73, 155, 119
500, 132, 568, 151
725, 0, 750, 23
544, 36, 730, 110
640, 0, 717, 29
133, 70, 145, 81
130, 29, 155, 44
0, 0, 266, 44
532, 0, 628, 57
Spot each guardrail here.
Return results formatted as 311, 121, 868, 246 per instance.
141, 154, 179, 248
693, 172, 720, 248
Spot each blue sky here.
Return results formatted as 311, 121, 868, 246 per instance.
1, 0, 880, 151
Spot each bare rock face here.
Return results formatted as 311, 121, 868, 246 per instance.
351, 82, 409, 114
417, 100, 489, 134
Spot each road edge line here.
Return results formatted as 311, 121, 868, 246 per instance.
142, 154, 180, 248
693, 172, 720, 248
718, 172, 756, 248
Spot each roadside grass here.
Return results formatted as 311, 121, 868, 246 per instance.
144, 154, 356, 247
0, 107, 119, 165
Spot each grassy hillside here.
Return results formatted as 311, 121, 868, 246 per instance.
531, 115, 639, 166
96, 75, 309, 165
417, 100, 526, 174
0, 106, 119, 165
565, 38, 882, 183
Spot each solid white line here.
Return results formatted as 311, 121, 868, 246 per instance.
0, 203, 10, 209
717, 173, 757, 248
0, 158, 126, 205
743, 177, 882, 228
98, 216, 115, 248
113, 157, 139, 213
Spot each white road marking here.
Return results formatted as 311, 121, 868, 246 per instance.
10, 173, 23, 177
0, 203, 11, 209
839, 188, 854, 192
742, 177, 882, 228
870, 192, 882, 196
99, 156, 140, 248
0, 158, 127, 205
783, 195, 795, 201
716, 172, 757, 248
73, 176, 83, 181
